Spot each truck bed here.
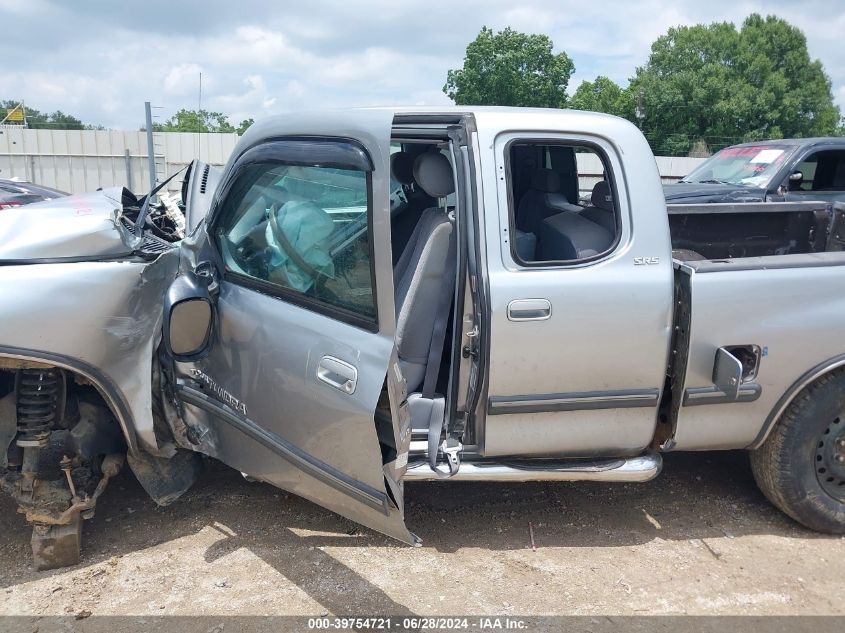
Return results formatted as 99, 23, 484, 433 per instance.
663, 200, 845, 451
668, 201, 845, 260
667, 252, 845, 451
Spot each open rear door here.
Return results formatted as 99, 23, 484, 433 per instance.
162, 110, 414, 543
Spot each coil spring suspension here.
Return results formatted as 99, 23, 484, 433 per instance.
16, 368, 62, 447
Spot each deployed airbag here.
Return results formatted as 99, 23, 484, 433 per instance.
264, 200, 335, 292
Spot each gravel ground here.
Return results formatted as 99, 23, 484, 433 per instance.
1, 450, 843, 619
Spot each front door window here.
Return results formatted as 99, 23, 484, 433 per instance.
213, 144, 377, 329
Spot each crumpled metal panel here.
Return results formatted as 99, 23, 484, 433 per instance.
0, 187, 138, 260
0, 251, 179, 453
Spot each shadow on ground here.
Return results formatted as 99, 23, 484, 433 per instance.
0, 450, 834, 615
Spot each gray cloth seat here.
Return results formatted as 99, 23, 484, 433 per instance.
580, 181, 616, 234
516, 169, 581, 235
539, 211, 613, 260
393, 152, 455, 392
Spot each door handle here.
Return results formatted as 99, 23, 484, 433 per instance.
507, 299, 551, 321
317, 356, 358, 394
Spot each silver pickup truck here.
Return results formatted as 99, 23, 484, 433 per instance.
1, 107, 844, 570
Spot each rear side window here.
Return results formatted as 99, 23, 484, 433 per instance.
507, 141, 619, 265
793, 150, 845, 192
213, 140, 377, 329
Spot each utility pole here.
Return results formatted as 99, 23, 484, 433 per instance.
197, 72, 203, 160
144, 101, 156, 197
635, 91, 645, 130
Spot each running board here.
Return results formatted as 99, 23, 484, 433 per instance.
403, 453, 662, 482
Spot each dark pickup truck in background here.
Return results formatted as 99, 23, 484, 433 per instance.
663, 137, 845, 205
0, 178, 66, 210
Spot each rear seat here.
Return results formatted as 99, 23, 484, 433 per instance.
517, 169, 580, 235
539, 211, 614, 261
516, 174, 616, 263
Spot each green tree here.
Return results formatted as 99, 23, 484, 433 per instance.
1, 100, 86, 129
152, 108, 237, 133
236, 118, 254, 135
568, 76, 633, 118
629, 14, 843, 155
31, 110, 85, 130
444, 26, 574, 108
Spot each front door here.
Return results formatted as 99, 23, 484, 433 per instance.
165, 114, 413, 543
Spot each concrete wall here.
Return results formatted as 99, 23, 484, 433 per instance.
576, 152, 704, 197
0, 127, 703, 196
0, 127, 239, 195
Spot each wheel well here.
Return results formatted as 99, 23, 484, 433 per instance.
0, 359, 135, 452
1, 361, 135, 571
750, 355, 845, 450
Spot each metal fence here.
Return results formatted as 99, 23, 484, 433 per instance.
0, 127, 704, 196
576, 152, 705, 196
0, 127, 239, 195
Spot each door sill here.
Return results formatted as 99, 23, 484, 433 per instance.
403, 452, 661, 482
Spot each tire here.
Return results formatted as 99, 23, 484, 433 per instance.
750, 369, 845, 533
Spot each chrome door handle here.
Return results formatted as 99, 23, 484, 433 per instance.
317, 356, 358, 394
507, 299, 551, 321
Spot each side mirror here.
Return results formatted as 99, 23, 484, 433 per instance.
789, 171, 804, 182
163, 271, 214, 361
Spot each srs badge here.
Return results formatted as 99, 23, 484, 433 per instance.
634, 256, 660, 265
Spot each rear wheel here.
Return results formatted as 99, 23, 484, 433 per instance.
750, 370, 845, 533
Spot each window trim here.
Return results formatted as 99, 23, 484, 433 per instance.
796, 148, 845, 192
776, 144, 845, 194
209, 138, 380, 333
503, 137, 623, 268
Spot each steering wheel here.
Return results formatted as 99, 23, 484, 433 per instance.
268, 203, 324, 280
267, 204, 337, 303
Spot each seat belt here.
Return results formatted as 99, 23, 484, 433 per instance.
422, 214, 461, 477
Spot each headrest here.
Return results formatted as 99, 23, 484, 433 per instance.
390, 152, 416, 186
591, 181, 613, 211
413, 152, 455, 197
530, 170, 561, 193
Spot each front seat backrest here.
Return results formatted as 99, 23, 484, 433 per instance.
517, 169, 562, 235
580, 180, 616, 234
517, 169, 582, 235
393, 152, 455, 392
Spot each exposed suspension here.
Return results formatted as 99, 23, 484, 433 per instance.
15, 368, 63, 447
1, 366, 125, 570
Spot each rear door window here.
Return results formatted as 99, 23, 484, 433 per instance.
507, 141, 620, 265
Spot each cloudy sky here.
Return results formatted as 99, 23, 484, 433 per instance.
2, 0, 844, 130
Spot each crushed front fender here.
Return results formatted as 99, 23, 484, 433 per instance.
0, 250, 180, 453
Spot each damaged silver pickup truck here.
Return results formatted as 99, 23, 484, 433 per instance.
1, 107, 844, 570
